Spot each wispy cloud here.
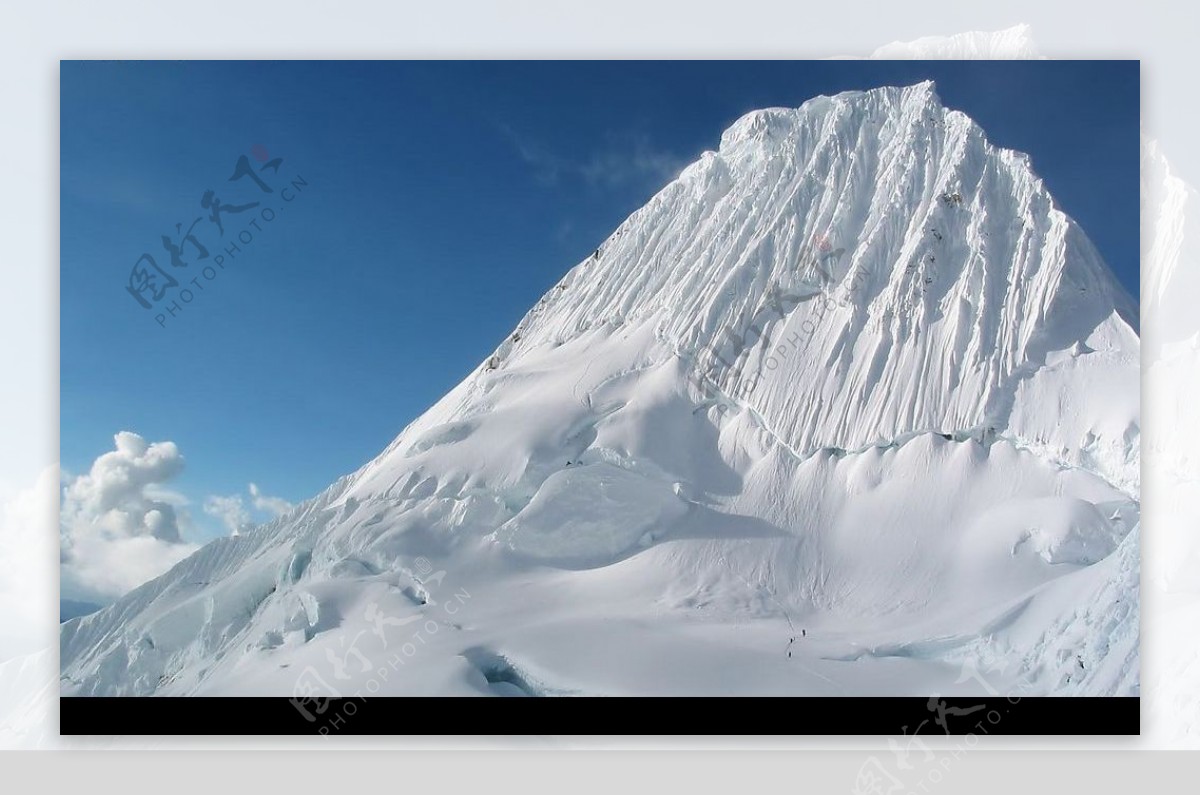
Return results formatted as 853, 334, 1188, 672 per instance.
203, 494, 252, 536
249, 482, 293, 517
204, 482, 294, 536
503, 125, 687, 190
577, 134, 688, 188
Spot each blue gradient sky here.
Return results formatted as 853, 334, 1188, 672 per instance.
61, 60, 1140, 540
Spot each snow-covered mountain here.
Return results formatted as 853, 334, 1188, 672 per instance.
61, 82, 1139, 698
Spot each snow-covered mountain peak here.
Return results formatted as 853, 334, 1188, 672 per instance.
475, 83, 1137, 492
715, 82, 955, 160
61, 85, 1140, 699
719, 81, 939, 145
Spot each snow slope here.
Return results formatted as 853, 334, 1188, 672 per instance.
61, 83, 1139, 698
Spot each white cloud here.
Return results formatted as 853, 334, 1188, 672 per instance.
60, 432, 199, 603
0, 467, 57, 661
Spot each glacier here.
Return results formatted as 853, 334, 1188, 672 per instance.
60, 82, 1139, 698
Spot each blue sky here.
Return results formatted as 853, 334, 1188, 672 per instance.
61, 61, 1139, 543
